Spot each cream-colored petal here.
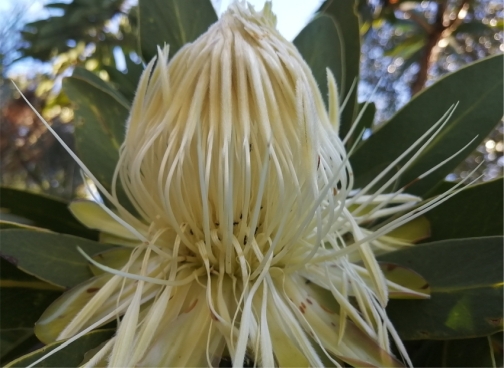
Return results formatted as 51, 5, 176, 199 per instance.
135, 282, 225, 367
267, 293, 310, 367
283, 275, 404, 367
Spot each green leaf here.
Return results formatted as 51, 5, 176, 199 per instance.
0, 258, 63, 291
0, 259, 62, 361
408, 334, 503, 367
1, 330, 32, 362
63, 69, 129, 193
71, 67, 130, 109
294, 15, 372, 147
378, 236, 503, 340
138, 0, 217, 62
350, 102, 376, 148
0, 333, 38, 365
4, 329, 113, 368
441, 335, 502, 367
64, 68, 138, 214
318, 0, 361, 138
0, 229, 115, 289
425, 178, 503, 241
103, 58, 143, 102
0, 188, 97, 240
294, 15, 343, 109
351, 55, 504, 195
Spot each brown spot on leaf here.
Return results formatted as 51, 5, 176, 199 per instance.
420, 283, 430, 290
386, 264, 397, 272
306, 298, 313, 305
487, 317, 503, 327
86, 287, 100, 293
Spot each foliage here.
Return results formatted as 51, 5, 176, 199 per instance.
19, 0, 137, 74
358, 0, 504, 182
1, 0, 502, 366
1, 0, 142, 197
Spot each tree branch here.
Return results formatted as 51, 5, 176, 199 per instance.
410, 1, 447, 95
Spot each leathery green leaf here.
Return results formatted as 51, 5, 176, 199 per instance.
102, 55, 144, 103
63, 70, 128, 192
0, 331, 35, 364
139, 0, 217, 62
0, 259, 62, 361
378, 236, 503, 339
71, 67, 130, 111
408, 333, 503, 367
318, 0, 360, 138
0, 221, 50, 232
63, 70, 138, 213
4, 329, 113, 368
348, 102, 376, 148
63, 68, 135, 213
351, 55, 503, 195
0, 187, 97, 240
0, 229, 115, 289
425, 178, 503, 241
294, 15, 343, 109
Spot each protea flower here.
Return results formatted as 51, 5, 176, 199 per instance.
25, 2, 464, 367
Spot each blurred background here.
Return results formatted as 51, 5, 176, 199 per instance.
1, 0, 502, 200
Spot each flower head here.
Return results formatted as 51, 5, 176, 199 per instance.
33, 2, 431, 367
